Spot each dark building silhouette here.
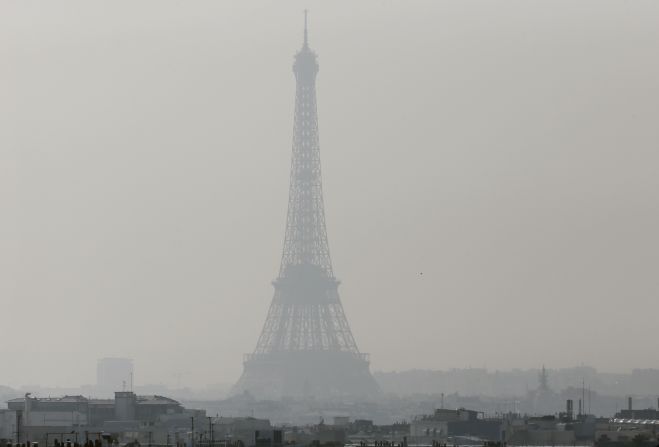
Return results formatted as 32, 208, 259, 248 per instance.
232, 14, 380, 400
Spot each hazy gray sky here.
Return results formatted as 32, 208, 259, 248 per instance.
2, 0, 658, 389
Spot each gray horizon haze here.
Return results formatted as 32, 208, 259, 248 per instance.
2, 0, 658, 389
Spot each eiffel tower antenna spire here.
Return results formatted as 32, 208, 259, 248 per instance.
303, 10, 309, 47
232, 17, 380, 400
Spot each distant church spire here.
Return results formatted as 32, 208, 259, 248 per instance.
539, 364, 550, 392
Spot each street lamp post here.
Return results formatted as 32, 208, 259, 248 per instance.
191, 417, 195, 447
208, 417, 214, 447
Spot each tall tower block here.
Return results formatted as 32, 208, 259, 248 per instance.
232, 14, 380, 399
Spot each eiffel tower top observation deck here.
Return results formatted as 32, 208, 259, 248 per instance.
250, 12, 362, 357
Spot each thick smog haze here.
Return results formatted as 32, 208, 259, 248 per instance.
2, 0, 658, 390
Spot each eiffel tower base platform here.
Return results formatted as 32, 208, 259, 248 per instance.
232, 351, 381, 400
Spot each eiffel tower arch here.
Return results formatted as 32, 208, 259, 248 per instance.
232, 15, 380, 400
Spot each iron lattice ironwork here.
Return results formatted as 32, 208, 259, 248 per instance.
233, 16, 379, 399
252, 18, 362, 357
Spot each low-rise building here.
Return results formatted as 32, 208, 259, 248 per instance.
0, 409, 17, 441
410, 409, 500, 443
595, 418, 659, 446
212, 416, 272, 446
1, 392, 203, 446
285, 423, 346, 447
504, 415, 577, 445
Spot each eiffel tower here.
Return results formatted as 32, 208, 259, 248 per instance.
232, 14, 380, 400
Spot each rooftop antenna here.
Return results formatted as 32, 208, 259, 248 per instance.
303, 10, 309, 47
582, 378, 585, 416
